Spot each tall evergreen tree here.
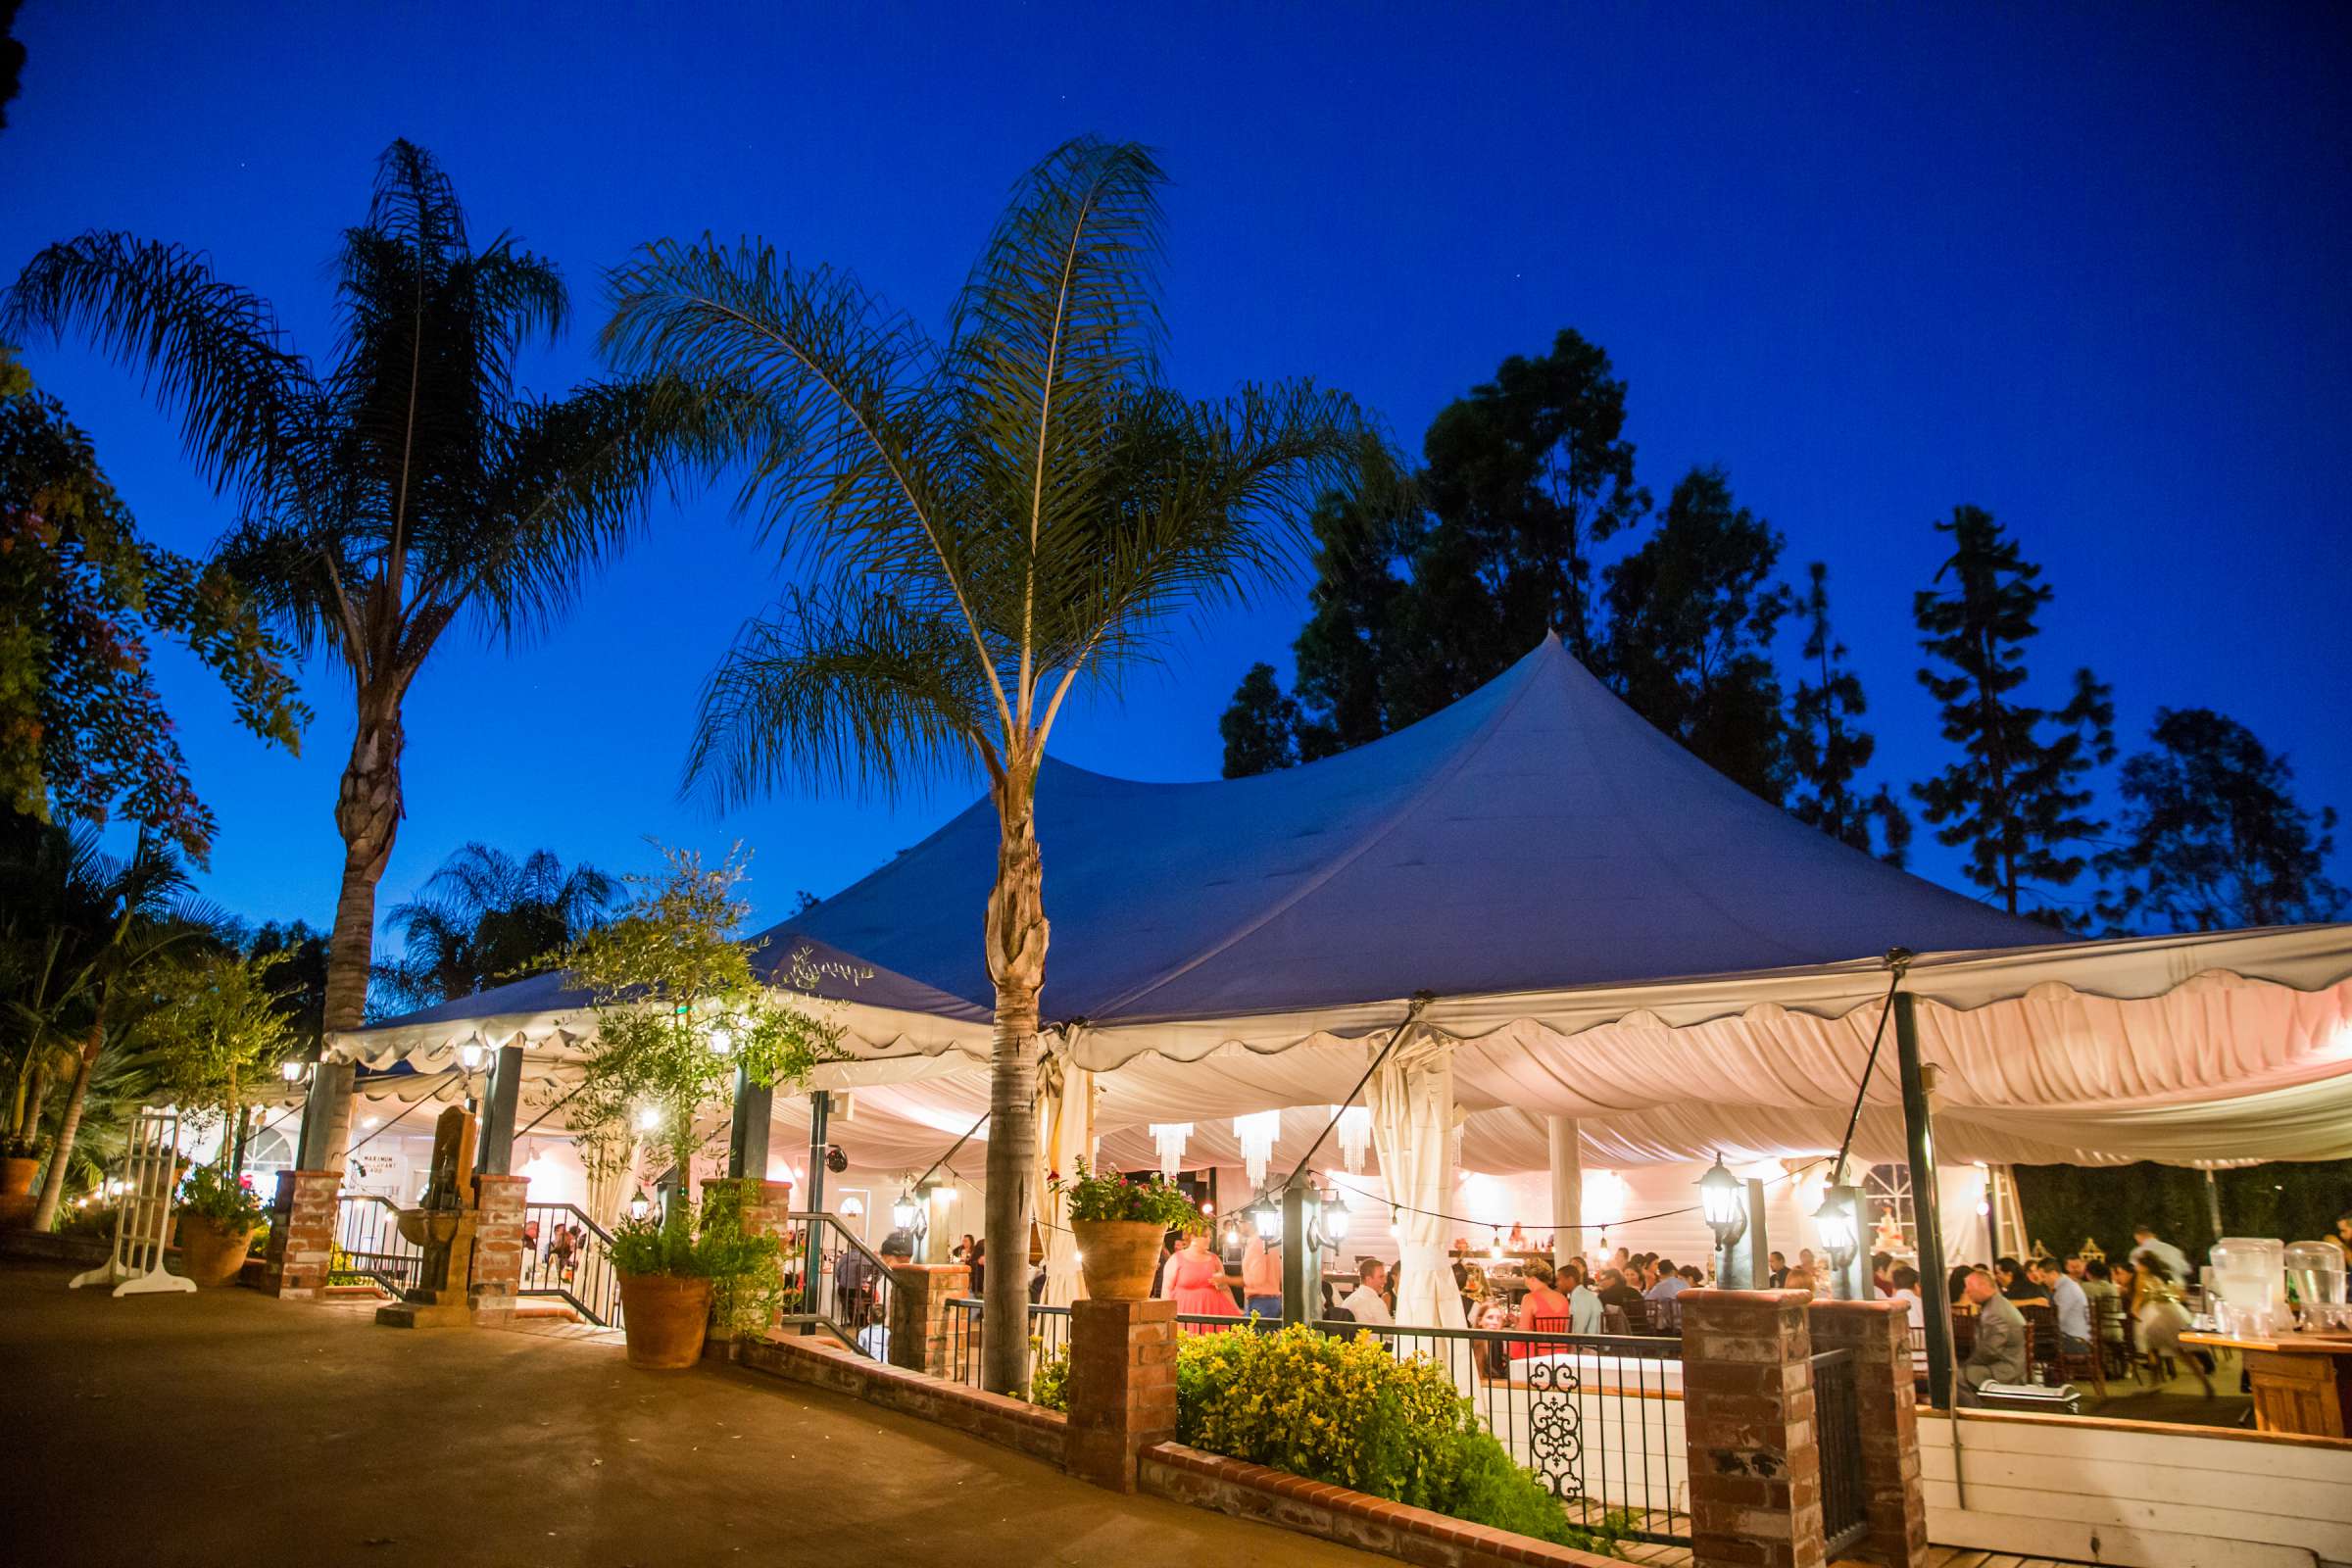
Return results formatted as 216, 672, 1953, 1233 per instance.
1787, 562, 1910, 863
1218, 662, 1300, 778
1911, 506, 2114, 925
2098, 708, 2343, 932
1599, 466, 1793, 802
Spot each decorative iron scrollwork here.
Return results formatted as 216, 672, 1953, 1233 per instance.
1525, 1354, 1585, 1500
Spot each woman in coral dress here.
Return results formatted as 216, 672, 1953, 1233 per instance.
1160, 1233, 1241, 1329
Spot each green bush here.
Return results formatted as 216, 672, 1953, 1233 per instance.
1164, 1323, 1614, 1553
1031, 1344, 1069, 1410
178, 1164, 267, 1226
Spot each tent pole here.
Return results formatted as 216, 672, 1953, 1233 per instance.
1895, 986, 1953, 1407
2204, 1168, 2224, 1240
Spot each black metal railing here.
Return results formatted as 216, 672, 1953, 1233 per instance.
331, 1193, 422, 1297
775, 1210, 894, 1355
519, 1202, 624, 1328
1328, 1320, 1687, 1544
1813, 1347, 1868, 1556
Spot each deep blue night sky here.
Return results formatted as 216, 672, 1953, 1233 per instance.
6, 2, 2348, 944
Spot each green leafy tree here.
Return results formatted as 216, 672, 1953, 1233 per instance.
603, 136, 1374, 1391
1599, 466, 1793, 802
144, 947, 298, 1158
373, 842, 615, 1013
2097, 708, 2343, 932
0, 351, 307, 860
1911, 505, 2115, 925
5, 140, 686, 1169
246, 918, 328, 1054
1219, 662, 1301, 778
560, 845, 839, 1267
1786, 562, 1910, 863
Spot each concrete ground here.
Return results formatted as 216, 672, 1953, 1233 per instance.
0, 1260, 1383, 1568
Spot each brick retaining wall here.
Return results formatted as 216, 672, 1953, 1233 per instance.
1140, 1443, 1621, 1568
732, 1333, 1066, 1465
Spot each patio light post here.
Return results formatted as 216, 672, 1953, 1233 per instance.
1815, 1183, 1865, 1301
1699, 1154, 1769, 1289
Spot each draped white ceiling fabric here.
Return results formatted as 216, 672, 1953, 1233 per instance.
334, 639, 2352, 1177
1366, 1031, 1468, 1333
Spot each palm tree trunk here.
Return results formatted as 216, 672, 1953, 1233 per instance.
303, 690, 406, 1172
30, 1029, 101, 1231
980, 761, 1049, 1396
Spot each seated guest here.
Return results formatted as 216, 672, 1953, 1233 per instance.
1767, 1250, 1788, 1288
1509, 1259, 1571, 1359
1995, 1256, 2044, 1304
1783, 1265, 1818, 1297
1341, 1258, 1394, 1327
1871, 1251, 1895, 1297
2034, 1256, 2092, 1358
1679, 1264, 1702, 1287
1947, 1264, 1975, 1308
1595, 1267, 1645, 1314
1642, 1255, 1689, 1330
1564, 1262, 1603, 1334
1957, 1267, 2028, 1405
2079, 1257, 2125, 1343
1889, 1263, 1928, 1373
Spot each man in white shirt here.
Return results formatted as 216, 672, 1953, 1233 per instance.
2131, 1225, 2192, 1290
1341, 1259, 1394, 1326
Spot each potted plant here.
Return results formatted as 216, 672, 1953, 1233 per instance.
176, 1163, 267, 1286
0, 1136, 42, 1230
559, 845, 840, 1369
1052, 1158, 1207, 1299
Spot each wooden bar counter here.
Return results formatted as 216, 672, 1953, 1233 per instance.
2181, 1328, 2352, 1437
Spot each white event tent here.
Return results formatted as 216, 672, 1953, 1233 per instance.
338, 637, 2352, 1332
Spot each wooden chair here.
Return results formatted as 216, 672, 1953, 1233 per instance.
2020, 1302, 2060, 1385
1601, 1304, 1633, 1336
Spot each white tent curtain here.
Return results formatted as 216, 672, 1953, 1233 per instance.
1365, 1029, 1467, 1332
581, 1135, 638, 1232
1037, 1060, 1096, 1307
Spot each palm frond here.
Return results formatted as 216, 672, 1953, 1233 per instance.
687, 586, 999, 809
601, 240, 992, 649
2, 232, 315, 498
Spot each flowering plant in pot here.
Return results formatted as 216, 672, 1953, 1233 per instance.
176, 1163, 268, 1286
558, 845, 841, 1370
1050, 1158, 1207, 1299
0, 1135, 44, 1230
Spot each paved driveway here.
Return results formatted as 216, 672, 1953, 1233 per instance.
0, 1260, 1381, 1568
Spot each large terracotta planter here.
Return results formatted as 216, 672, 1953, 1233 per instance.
618, 1272, 714, 1369
1073, 1219, 1169, 1300
176, 1212, 261, 1287
0, 1155, 37, 1230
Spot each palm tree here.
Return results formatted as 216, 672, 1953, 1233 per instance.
373, 842, 616, 1012
604, 136, 1380, 1392
6, 140, 684, 1168
0, 821, 217, 1229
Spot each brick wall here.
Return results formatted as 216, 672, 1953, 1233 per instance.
1681, 1288, 1828, 1568
468, 1173, 528, 1325
886, 1262, 969, 1378
1809, 1298, 1928, 1568
1064, 1298, 1177, 1494
733, 1332, 1065, 1464
256, 1170, 339, 1299
1141, 1444, 1622, 1568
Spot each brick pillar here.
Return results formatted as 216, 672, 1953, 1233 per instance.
256, 1170, 339, 1298
1808, 1299, 1928, 1568
1064, 1298, 1177, 1493
887, 1263, 970, 1376
700, 1177, 796, 1344
1682, 1288, 1828, 1568
467, 1173, 528, 1325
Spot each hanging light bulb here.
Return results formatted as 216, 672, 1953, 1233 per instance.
708, 1025, 734, 1057
1488, 1228, 1506, 1263
635, 1105, 661, 1132
1223, 1224, 1240, 1250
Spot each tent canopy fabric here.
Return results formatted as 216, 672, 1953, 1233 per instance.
343, 638, 2352, 1170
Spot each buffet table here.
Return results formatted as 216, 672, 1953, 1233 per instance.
2180, 1329, 2352, 1438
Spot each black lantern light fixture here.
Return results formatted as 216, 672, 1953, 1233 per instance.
1698, 1153, 1747, 1249
1814, 1186, 1860, 1270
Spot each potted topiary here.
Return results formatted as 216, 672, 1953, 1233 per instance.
558, 845, 840, 1370
176, 1164, 267, 1286
1052, 1158, 1207, 1299
0, 1136, 43, 1230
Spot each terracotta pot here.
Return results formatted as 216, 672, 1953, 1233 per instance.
1073, 1219, 1169, 1300
176, 1212, 261, 1287
0, 1155, 39, 1230
618, 1272, 714, 1369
